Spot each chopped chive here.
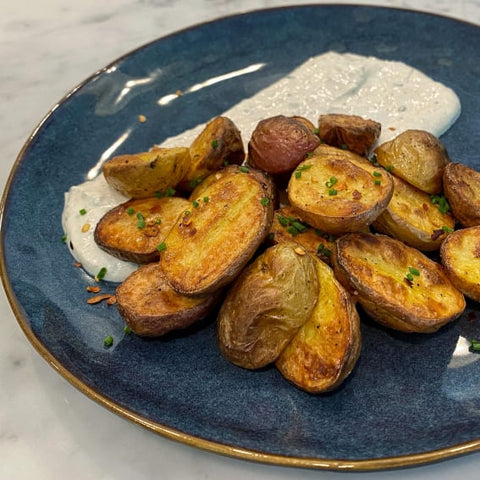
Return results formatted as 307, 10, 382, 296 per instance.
291, 221, 307, 233
104, 335, 114, 348
313, 128, 319, 135
470, 338, 480, 352
373, 171, 382, 177
369, 154, 378, 165
189, 177, 203, 189
385, 165, 392, 173
79, 208, 87, 215
211, 139, 218, 148
165, 186, 176, 197
136, 212, 145, 229
203, 196, 209, 203
341, 143, 348, 150
374, 179, 381, 186
192, 200, 200, 208
442, 225, 454, 233
126, 207, 135, 215
240, 166, 250, 173
430, 194, 450, 214
260, 197, 270, 206
408, 267, 420, 276
287, 225, 299, 236
96, 267, 107, 281
328, 189, 338, 196
123, 325, 132, 334
406, 273, 414, 281
157, 242, 167, 252
325, 176, 338, 188
61, 234, 67, 243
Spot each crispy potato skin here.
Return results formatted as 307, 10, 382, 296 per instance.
374, 130, 450, 194
287, 147, 393, 235
248, 115, 320, 175
443, 162, 480, 227
440, 226, 480, 301
103, 147, 190, 198
276, 257, 361, 393
116, 263, 219, 337
94, 196, 189, 263
269, 206, 336, 265
333, 233, 465, 333
161, 165, 275, 296
318, 114, 381, 156
372, 174, 455, 251
181, 116, 245, 190
217, 243, 319, 369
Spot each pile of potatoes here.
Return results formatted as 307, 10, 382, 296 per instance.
94, 112, 480, 393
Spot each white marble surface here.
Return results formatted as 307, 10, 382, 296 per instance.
1, 1, 479, 479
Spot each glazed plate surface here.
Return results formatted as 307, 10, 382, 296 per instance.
2, 5, 480, 470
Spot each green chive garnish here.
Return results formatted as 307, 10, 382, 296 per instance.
96, 267, 107, 281
240, 166, 249, 173
157, 242, 167, 252
126, 207, 135, 215
136, 212, 145, 229
123, 325, 132, 334
261, 197, 270, 206
211, 139, 218, 148
79, 208, 87, 215
104, 335, 114, 348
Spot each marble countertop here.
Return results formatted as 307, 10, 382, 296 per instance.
1, 1, 479, 479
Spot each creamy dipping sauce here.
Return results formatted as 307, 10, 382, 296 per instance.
62, 52, 461, 282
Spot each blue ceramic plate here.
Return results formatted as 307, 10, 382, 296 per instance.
2, 5, 480, 471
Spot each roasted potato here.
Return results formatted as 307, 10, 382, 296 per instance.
374, 130, 450, 194
180, 116, 244, 190
269, 206, 336, 264
372, 174, 455, 251
443, 162, 480, 227
317, 113, 381, 156
287, 147, 393, 235
160, 165, 275, 296
217, 243, 319, 370
276, 257, 361, 393
94, 196, 190, 264
116, 263, 219, 337
440, 226, 480, 302
103, 147, 190, 198
247, 115, 320, 175
332, 233, 465, 333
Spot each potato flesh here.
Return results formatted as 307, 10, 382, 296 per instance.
287, 151, 393, 234
94, 196, 189, 263
217, 243, 319, 369
374, 130, 449, 194
276, 257, 361, 393
440, 226, 480, 301
103, 147, 190, 198
373, 174, 455, 251
161, 165, 274, 295
333, 233, 465, 333
116, 263, 218, 337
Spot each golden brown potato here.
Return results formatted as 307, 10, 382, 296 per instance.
247, 115, 320, 175
217, 243, 319, 370
287, 147, 393, 235
180, 116, 244, 190
374, 130, 450, 194
372, 174, 455, 251
94, 196, 190, 263
332, 233, 465, 333
160, 165, 275, 296
440, 226, 480, 302
317, 113, 381, 156
116, 263, 219, 337
269, 206, 336, 264
103, 147, 190, 198
443, 162, 480, 227
276, 257, 361, 393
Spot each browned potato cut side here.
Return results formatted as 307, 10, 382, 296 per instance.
440, 226, 480, 302
247, 115, 320, 175
276, 257, 361, 393
94, 196, 190, 263
374, 130, 450, 194
103, 147, 190, 198
116, 263, 219, 337
180, 116, 245, 190
372, 174, 455, 251
269, 206, 336, 264
217, 243, 319, 370
333, 233, 465, 333
287, 150, 393, 235
317, 113, 381, 156
161, 165, 275, 295
443, 162, 480, 227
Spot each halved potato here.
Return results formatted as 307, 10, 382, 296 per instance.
372, 174, 455, 251
217, 243, 319, 370
332, 233, 465, 333
443, 162, 480, 227
160, 165, 275, 296
317, 113, 381, 156
374, 130, 450, 194
440, 226, 480, 301
180, 116, 244, 190
276, 257, 361, 393
287, 147, 393, 235
116, 263, 219, 337
269, 206, 336, 264
247, 115, 320, 175
103, 147, 190, 198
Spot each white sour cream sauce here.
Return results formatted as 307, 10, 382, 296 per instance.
62, 52, 461, 282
